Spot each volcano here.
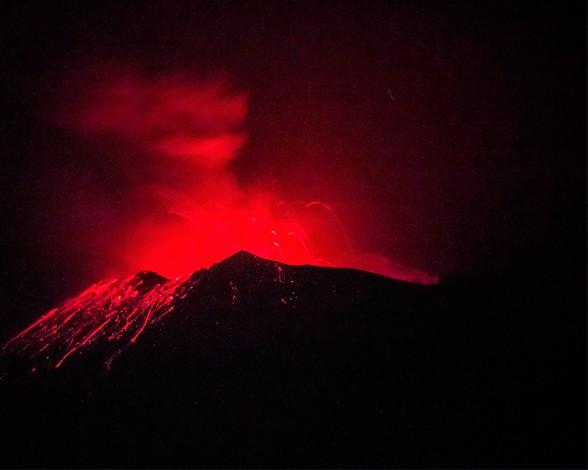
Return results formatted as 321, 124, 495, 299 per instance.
1, 251, 431, 373
1, 252, 585, 467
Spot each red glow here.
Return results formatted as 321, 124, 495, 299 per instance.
53, 65, 437, 284
3, 65, 438, 368
3, 274, 188, 369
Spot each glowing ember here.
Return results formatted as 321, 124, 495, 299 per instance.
2, 272, 193, 369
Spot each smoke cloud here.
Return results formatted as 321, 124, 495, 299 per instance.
51, 63, 437, 284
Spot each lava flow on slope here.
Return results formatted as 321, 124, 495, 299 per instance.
2, 270, 196, 371
1, 251, 424, 374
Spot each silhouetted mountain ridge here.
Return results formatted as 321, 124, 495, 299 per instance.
0, 251, 585, 468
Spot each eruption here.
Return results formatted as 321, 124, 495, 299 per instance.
4, 64, 439, 369
51, 64, 436, 284
2, 64, 439, 370
3, 271, 190, 370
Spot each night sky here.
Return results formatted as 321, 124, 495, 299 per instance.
1, 1, 586, 338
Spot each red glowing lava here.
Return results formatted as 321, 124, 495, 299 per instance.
51, 65, 436, 285
1, 249, 428, 371
3, 271, 191, 369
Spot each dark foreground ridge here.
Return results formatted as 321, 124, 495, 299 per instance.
1, 251, 585, 467
1, 251, 410, 373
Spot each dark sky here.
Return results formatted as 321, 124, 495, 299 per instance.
1, 1, 586, 335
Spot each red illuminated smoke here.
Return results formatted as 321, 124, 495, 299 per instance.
56, 66, 437, 284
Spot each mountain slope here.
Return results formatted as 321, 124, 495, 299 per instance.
2, 251, 427, 373
0, 251, 585, 468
